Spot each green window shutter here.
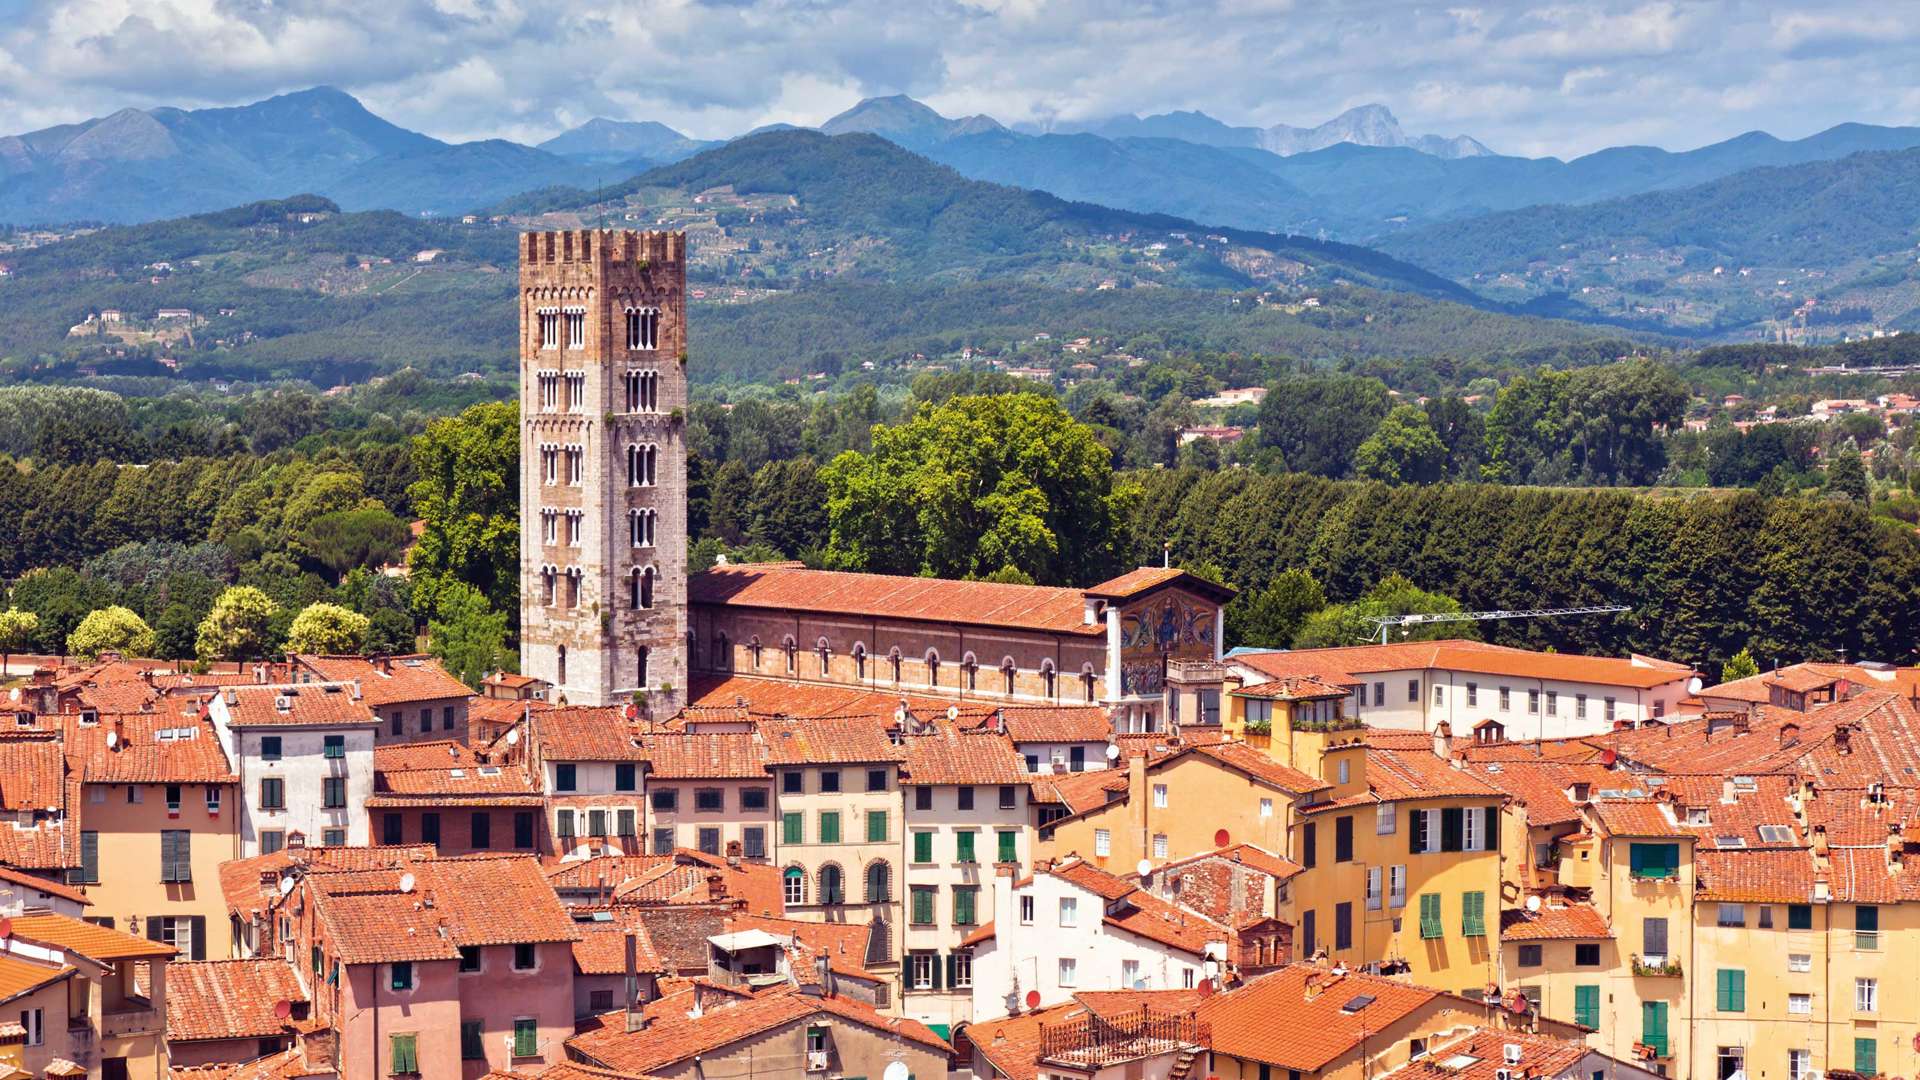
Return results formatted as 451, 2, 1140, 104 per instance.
461, 1021, 483, 1060
1419, 894, 1441, 939
514, 1018, 537, 1058
867, 810, 887, 842
1462, 891, 1485, 937
1642, 1002, 1667, 1058
913, 831, 933, 863
1573, 985, 1599, 1029
820, 812, 841, 844
1716, 969, 1745, 1012
1856, 1038, 1876, 1076
954, 887, 976, 925
998, 830, 1018, 864
956, 831, 975, 863
912, 888, 934, 924
391, 1034, 417, 1074
783, 812, 804, 844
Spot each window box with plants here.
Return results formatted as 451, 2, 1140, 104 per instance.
1631, 954, 1683, 978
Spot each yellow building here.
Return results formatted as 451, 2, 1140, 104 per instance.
1034, 741, 1328, 874
1290, 735, 1505, 996
64, 714, 240, 958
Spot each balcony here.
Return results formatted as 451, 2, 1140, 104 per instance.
100, 999, 161, 1038
1038, 1007, 1208, 1071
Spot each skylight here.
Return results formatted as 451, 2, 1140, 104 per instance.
1340, 994, 1376, 1013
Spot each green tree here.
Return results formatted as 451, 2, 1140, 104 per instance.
1354, 406, 1447, 486
1826, 444, 1869, 502
819, 393, 1126, 584
301, 507, 412, 581
284, 603, 372, 655
0, 609, 38, 672
1293, 574, 1474, 649
67, 606, 157, 661
1254, 374, 1391, 478
1230, 569, 1327, 649
428, 583, 508, 690
1721, 646, 1761, 684
406, 402, 519, 621
153, 603, 202, 661
196, 586, 279, 662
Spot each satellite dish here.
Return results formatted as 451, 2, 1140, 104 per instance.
1196, 980, 1215, 998
946, 705, 959, 721
893, 708, 906, 724
272, 1000, 293, 1020
1687, 676, 1704, 694
1135, 859, 1153, 878
6, 688, 17, 702
1024, 990, 1041, 1009
884, 1063, 911, 1080
0, 918, 13, 940
1525, 895, 1542, 913
506, 728, 521, 746
1203, 960, 1219, 978
1105, 744, 1121, 761
397, 873, 416, 894
1599, 748, 1618, 767
1214, 829, 1231, 848
278, 876, 296, 896
1132, 978, 1147, 990
105, 731, 118, 750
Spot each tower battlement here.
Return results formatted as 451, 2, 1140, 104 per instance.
519, 229, 685, 268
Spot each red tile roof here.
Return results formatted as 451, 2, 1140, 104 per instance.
721, 913, 879, 981
1235, 675, 1357, 700
1693, 848, 1816, 903
166, 959, 308, 1041
1084, 567, 1233, 603
1379, 1029, 1592, 1080
8, 912, 176, 960
1589, 798, 1688, 838
1045, 858, 1229, 956
685, 674, 959, 721
1186, 742, 1328, 795
62, 714, 234, 785
1236, 640, 1693, 692
1363, 747, 1503, 802
1156, 843, 1303, 882
1499, 901, 1612, 941
293, 655, 472, 707
217, 684, 378, 727
756, 716, 905, 765
1467, 760, 1619, 827
992, 707, 1114, 744
1029, 769, 1126, 813
0, 735, 66, 812
308, 854, 580, 964
534, 707, 647, 761
692, 564, 1100, 636
217, 845, 435, 920
567, 986, 949, 1074
636, 733, 769, 779
0, 864, 87, 906
900, 724, 1028, 785
1197, 965, 1442, 1070
371, 740, 538, 801
568, 908, 669, 976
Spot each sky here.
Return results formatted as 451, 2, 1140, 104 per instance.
1, 0, 1917, 158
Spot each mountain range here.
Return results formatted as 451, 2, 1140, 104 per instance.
1024, 103, 1494, 159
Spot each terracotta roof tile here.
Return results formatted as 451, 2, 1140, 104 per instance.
1379, 1029, 1592, 1080
1499, 901, 1612, 941
1045, 858, 1229, 956
692, 564, 1100, 636
900, 724, 1028, 786
636, 733, 769, 779
757, 716, 905, 765
0, 735, 65, 812
1363, 747, 1502, 802
372, 740, 538, 800
309, 854, 580, 964
166, 959, 308, 1041
685, 675, 960, 721
1467, 761, 1619, 827
1235, 640, 1693, 692
568, 908, 669, 976
1029, 769, 1126, 813
1590, 799, 1689, 838
721, 913, 878, 981
294, 655, 472, 707
533, 707, 647, 761
1187, 742, 1327, 795
216, 684, 378, 728
1196, 964, 1442, 1070
0, 954, 71, 1002
0, 864, 87, 907
217, 845, 434, 920
1694, 848, 1817, 903
992, 707, 1114, 745
8, 912, 175, 960
1156, 843, 1303, 882
567, 986, 948, 1074
62, 714, 234, 785
1235, 676, 1357, 700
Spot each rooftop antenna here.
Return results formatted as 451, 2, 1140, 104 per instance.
1364, 605, 1630, 645
1162, 542, 1171, 569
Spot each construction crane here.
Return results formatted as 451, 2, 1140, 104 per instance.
1364, 605, 1630, 644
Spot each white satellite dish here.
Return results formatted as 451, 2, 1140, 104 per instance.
505, 728, 521, 746
1203, 959, 1219, 978
279, 876, 296, 896
7, 688, 18, 702
397, 872, 416, 894
105, 731, 118, 750
884, 1063, 911, 1080
1105, 744, 1121, 761
1135, 858, 1153, 878
893, 708, 906, 724
1525, 895, 1542, 913
946, 705, 959, 721
1687, 676, 1704, 694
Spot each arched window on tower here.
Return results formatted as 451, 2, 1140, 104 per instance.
1002, 660, 1017, 697
1082, 665, 1098, 704
817, 639, 831, 677
963, 654, 979, 691
626, 444, 642, 487
783, 637, 798, 674
925, 650, 940, 688
889, 649, 903, 684
1041, 661, 1057, 700
540, 567, 556, 606
715, 633, 731, 671
852, 644, 867, 681
750, 637, 763, 670
645, 445, 658, 486
637, 567, 655, 610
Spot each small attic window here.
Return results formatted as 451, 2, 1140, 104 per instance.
1757, 825, 1793, 843
1717, 836, 1746, 848
1686, 808, 1710, 826
1340, 994, 1376, 1013
1731, 776, 1757, 791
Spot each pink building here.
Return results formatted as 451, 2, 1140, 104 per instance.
292, 854, 580, 1080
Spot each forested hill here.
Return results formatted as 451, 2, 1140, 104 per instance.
502, 129, 1478, 301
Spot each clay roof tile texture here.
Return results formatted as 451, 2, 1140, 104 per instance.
166, 959, 309, 1041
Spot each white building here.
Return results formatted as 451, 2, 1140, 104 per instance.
1229, 640, 1697, 740
998, 707, 1115, 774
206, 682, 379, 855
527, 705, 649, 859
971, 856, 1226, 1019
899, 722, 1031, 1034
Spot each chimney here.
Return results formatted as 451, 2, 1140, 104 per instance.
1432, 720, 1452, 761
623, 932, 641, 1012
1720, 777, 1737, 805
298, 1027, 337, 1072
1779, 721, 1800, 747
1834, 724, 1853, 755
706, 872, 727, 902
1813, 870, 1831, 902
1127, 751, 1149, 856
1887, 822, 1904, 870
1812, 824, 1829, 858
375, 656, 392, 674
689, 982, 706, 1018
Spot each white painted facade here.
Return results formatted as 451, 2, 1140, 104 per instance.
542, 759, 645, 861
207, 693, 377, 857
901, 782, 1029, 1031
0, 877, 85, 918
972, 867, 1206, 1019
1014, 743, 1111, 773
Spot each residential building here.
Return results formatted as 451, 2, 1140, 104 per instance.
972, 857, 1229, 1016
1227, 641, 1696, 739
964, 990, 1208, 1080
1373, 1028, 1661, 1080
206, 683, 379, 856
1142, 843, 1300, 975
292, 654, 473, 745
367, 739, 544, 854
995, 706, 1116, 775
564, 982, 951, 1079
215, 844, 434, 959
62, 712, 239, 957
898, 719, 1029, 1033
529, 706, 649, 859
0, 733, 78, 883
634, 731, 774, 859
294, 854, 581, 1080
164, 958, 309, 1066
0, 864, 88, 918
0, 912, 178, 1080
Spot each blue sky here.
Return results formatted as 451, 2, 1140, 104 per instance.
2, 0, 1916, 157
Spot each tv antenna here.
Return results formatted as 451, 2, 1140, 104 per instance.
1364, 606, 1630, 645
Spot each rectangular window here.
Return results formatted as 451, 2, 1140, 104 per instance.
514, 812, 534, 849
954, 886, 979, 926
1408, 678, 1420, 703
910, 952, 934, 990
1466, 682, 1477, 706
160, 829, 191, 883
1574, 984, 1599, 1029
695, 788, 723, 812
866, 810, 888, 842
1716, 968, 1746, 1012
743, 826, 766, 860
260, 776, 285, 810
1153, 784, 1168, 808
1389, 865, 1407, 907
998, 830, 1018, 864
819, 811, 841, 844
1545, 690, 1557, 715
820, 770, 840, 793
1528, 688, 1540, 714
1303, 821, 1317, 867
617, 809, 636, 838
1499, 687, 1511, 711
556, 809, 575, 843
741, 788, 768, 811
866, 768, 887, 792
1788, 903, 1813, 930
651, 788, 678, 813
1718, 903, 1744, 927
1641, 1002, 1668, 1058
1365, 867, 1382, 910
1153, 833, 1169, 859
1461, 891, 1485, 936
1419, 894, 1442, 939
261, 830, 284, 854
322, 776, 346, 809
1856, 905, 1880, 949
513, 1018, 538, 1058
1518, 943, 1541, 967
1372, 681, 1384, 707
1301, 909, 1316, 954
391, 962, 413, 991
1376, 804, 1395, 834
1059, 896, 1078, 927
1576, 693, 1587, 719
999, 784, 1018, 810
514, 943, 535, 970
390, 1033, 418, 1074
1335, 816, 1354, 862
458, 946, 480, 973
782, 771, 803, 794
954, 950, 973, 988
911, 887, 936, 926
1788, 993, 1811, 1015
261, 736, 282, 760
1856, 977, 1877, 1013
1629, 842, 1678, 879
323, 734, 344, 759
383, 813, 403, 844
1095, 829, 1111, 858
615, 763, 637, 792
957, 831, 977, 863
74, 831, 99, 884
1789, 1050, 1811, 1080
912, 831, 933, 864
1334, 901, 1353, 950
783, 812, 803, 845
1856, 1039, 1877, 1077
1788, 952, 1811, 972
1643, 916, 1669, 959
461, 1021, 483, 1061
18, 1008, 39, 1048
697, 827, 720, 855
555, 763, 576, 792
1058, 957, 1077, 987
1576, 943, 1601, 966
422, 813, 440, 845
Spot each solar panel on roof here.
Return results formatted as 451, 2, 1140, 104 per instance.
1340, 994, 1376, 1013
